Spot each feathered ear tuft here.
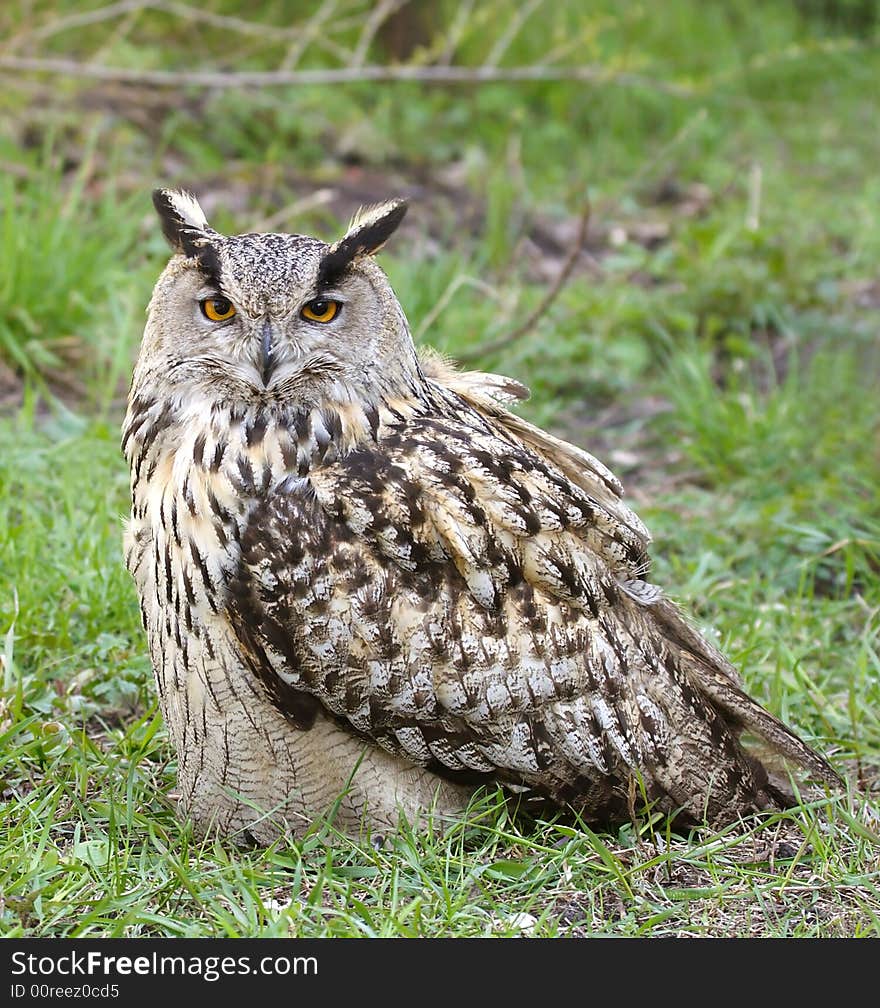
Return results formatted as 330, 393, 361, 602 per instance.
152, 189, 211, 249
152, 188, 221, 281
318, 198, 407, 286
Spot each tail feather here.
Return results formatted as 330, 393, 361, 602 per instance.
690, 659, 842, 788
649, 596, 840, 787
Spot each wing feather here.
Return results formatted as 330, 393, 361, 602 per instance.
228, 401, 839, 824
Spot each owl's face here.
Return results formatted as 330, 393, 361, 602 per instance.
138, 190, 413, 410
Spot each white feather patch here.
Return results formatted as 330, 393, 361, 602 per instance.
163, 189, 209, 231
347, 200, 403, 235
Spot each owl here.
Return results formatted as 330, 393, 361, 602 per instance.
122, 188, 840, 845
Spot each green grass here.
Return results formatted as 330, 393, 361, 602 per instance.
1, 0, 879, 937
0, 147, 150, 403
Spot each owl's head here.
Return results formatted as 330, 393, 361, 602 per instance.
137, 188, 417, 410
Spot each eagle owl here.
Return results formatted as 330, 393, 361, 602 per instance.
123, 189, 840, 844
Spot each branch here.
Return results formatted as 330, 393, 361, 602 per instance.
280, 0, 343, 71
0, 56, 695, 95
251, 189, 336, 233
456, 108, 710, 363
5, 0, 304, 49
485, 0, 544, 68
439, 0, 477, 66
351, 0, 410, 68
3, 0, 146, 49
456, 194, 591, 364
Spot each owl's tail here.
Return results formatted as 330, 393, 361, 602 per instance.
653, 598, 843, 792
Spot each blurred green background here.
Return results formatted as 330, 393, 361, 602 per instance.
0, 0, 878, 936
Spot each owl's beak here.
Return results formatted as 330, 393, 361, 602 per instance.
259, 319, 274, 387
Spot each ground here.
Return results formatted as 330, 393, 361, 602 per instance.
0, 0, 878, 937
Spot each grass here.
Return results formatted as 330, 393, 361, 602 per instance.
0, 146, 148, 401
1, 0, 879, 937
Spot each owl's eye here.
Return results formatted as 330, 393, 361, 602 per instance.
301, 298, 340, 324
200, 297, 236, 322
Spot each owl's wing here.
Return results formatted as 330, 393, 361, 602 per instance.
228, 404, 839, 822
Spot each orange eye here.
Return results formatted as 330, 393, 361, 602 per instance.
301, 298, 340, 323
200, 297, 236, 322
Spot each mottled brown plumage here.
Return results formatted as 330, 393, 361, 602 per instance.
123, 189, 840, 843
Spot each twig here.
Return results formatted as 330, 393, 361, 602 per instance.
91, 4, 143, 65
0, 56, 695, 95
6, 0, 304, 49
2, 0, 145, 51
147, 0, 302, 40
456, 107, 710, 363
439, 0, 477, 66
281, 0, 343, 71
456, 194, 591, 363
415, 275, 519, 343
351, 0, 409, 68
591, 107, 709, 216
252, 189, 336, 232
4, 0, 355, 66
540, 25, 605, 66
485, 0, 543, 67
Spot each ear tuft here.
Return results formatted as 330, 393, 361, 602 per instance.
152, 188, 211, 253
346, 199, 407, 236
152, 188, 222, 282
318, 198, 407, 285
